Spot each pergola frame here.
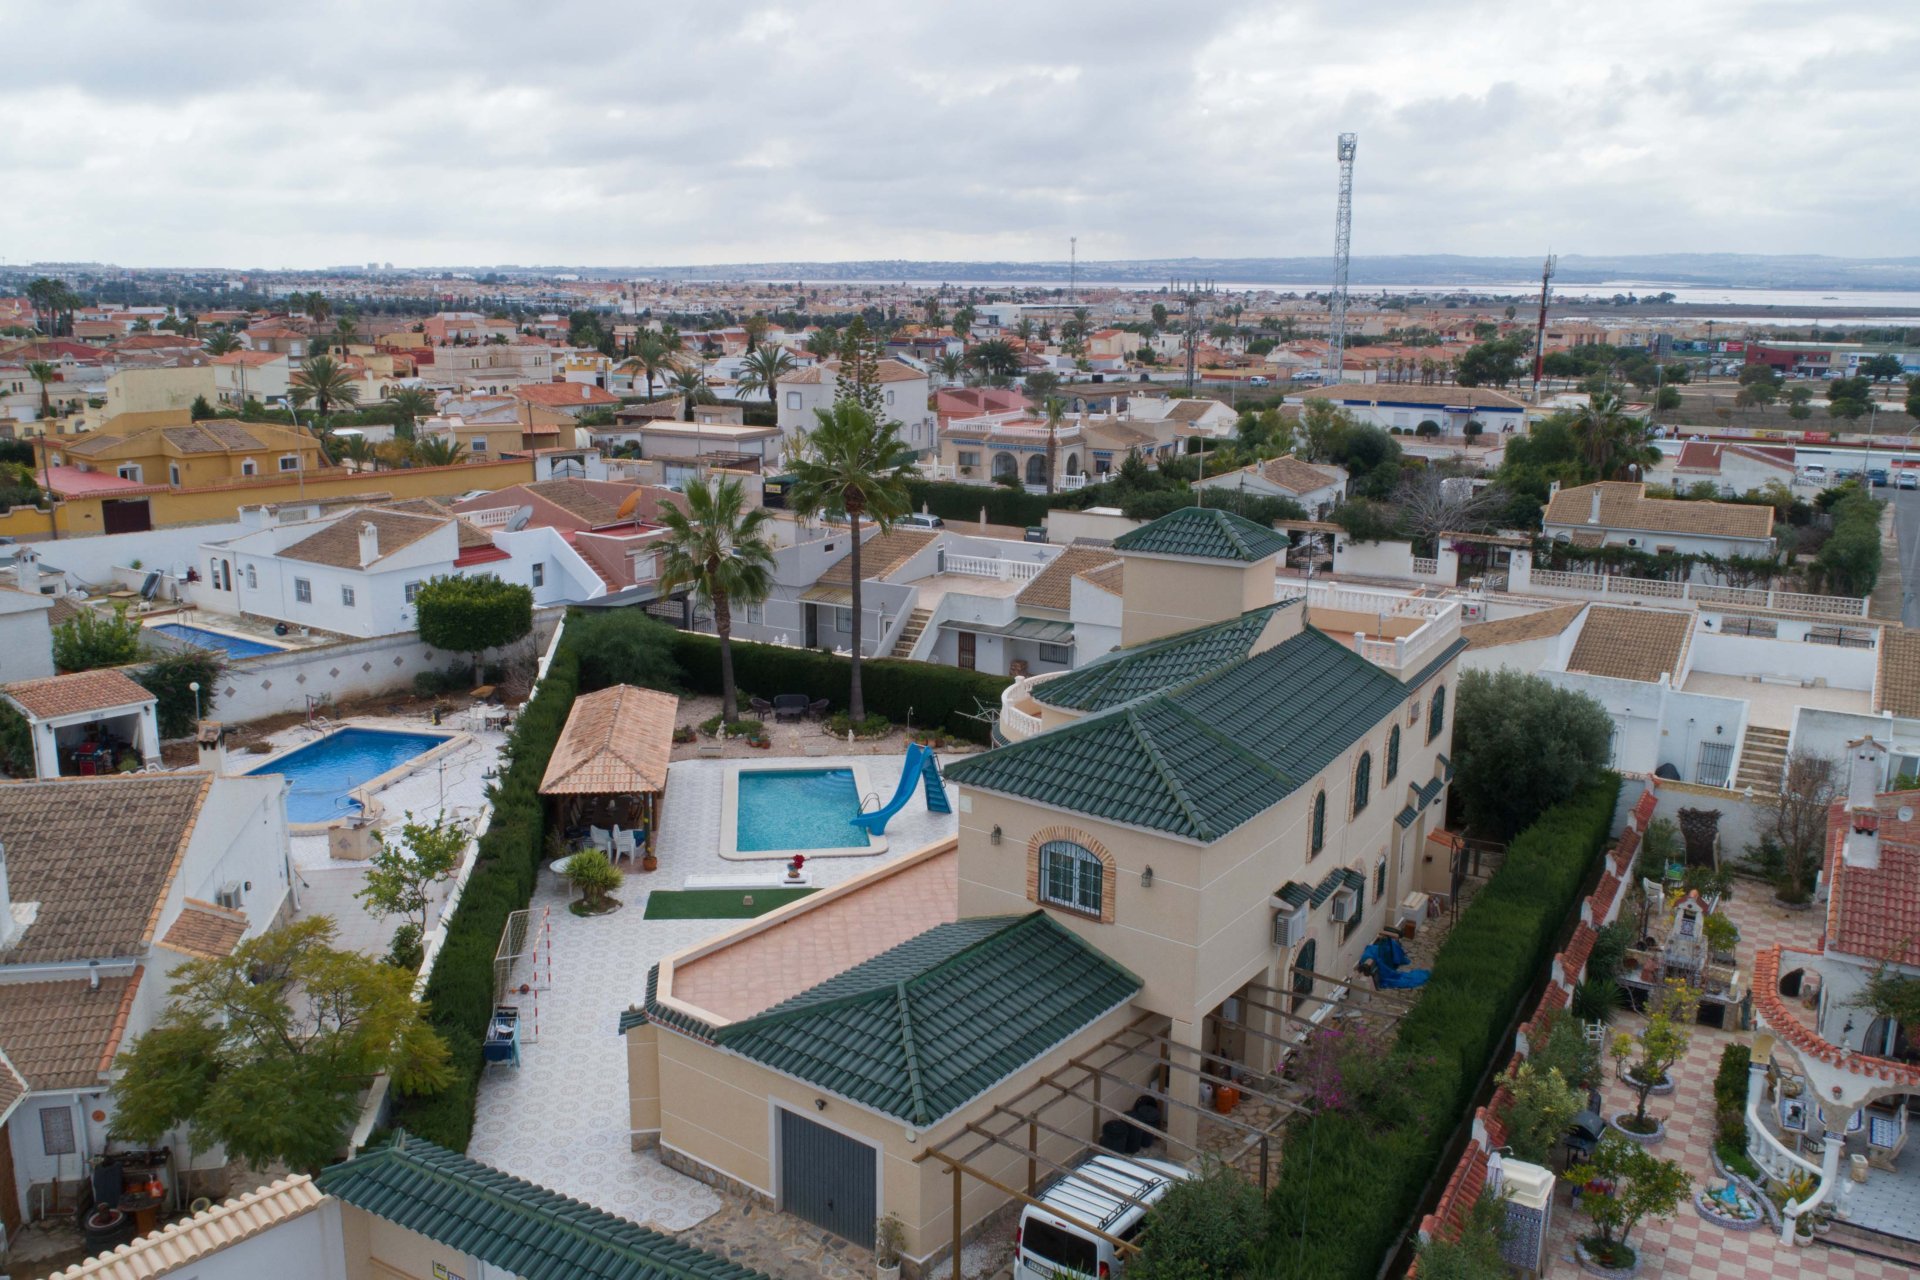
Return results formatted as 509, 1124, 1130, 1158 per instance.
913, 971, 1397, 1280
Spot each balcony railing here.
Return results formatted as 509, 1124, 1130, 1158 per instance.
1526, 569, 1869, 619
946, 554, 1043, 582
998, 671, 1067, 743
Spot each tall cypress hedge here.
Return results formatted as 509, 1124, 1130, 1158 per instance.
1249, 774, 1620, 1279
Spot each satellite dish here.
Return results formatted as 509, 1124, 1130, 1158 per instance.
506, 506, 534, 532
1900, 806, 1914, 823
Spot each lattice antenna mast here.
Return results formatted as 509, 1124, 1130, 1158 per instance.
1068, 236, 1077, 305
1530, 252, 1557, 404
1327, 132, 1358, 386
1172, 278, 1216, 392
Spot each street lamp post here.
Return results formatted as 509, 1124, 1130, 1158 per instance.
189, 681, 201, 722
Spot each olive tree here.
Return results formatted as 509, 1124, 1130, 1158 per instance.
413, 573, 533, 683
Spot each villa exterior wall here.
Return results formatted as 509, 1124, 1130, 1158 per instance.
1118, 556, 1269, 646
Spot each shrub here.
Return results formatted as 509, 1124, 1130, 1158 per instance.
414, 574, 533, 673
824, 711, 891, 739
562, 609, 685, 692
386, 922, 424, 972
135, 649, 226, 739
1453, 670, 1613, 838
903, 478, 1050, 528
699, 714, 763, 738
53, 604, 144, 672
1506, 1061, 1580, 1165
412, 664, 473, 697
0, 699, 31, 778
1712, 1043, 1761, 1179
1131, 1161, 1267, 1279
1252, 775, 1619, 1280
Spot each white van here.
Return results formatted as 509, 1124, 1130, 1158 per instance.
1014, 1154, 1191, 1279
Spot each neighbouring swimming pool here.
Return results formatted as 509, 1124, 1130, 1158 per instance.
150, 622, 288, 660
735, 768, 867, 852
250, 728, 450, 824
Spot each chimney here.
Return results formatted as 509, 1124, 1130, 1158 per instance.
12, 549, 35, 593
197, 720, 227, 775
1844, 737, 1886, 870
1588, 487, 1602, 525
358, 520, 380, 566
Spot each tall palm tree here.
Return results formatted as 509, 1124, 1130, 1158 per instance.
410, 436, 466, 467
935, 351, 966, 386
1042, 396, 1066, 495
291, 354, 360, 420
1573, 389, 1653, 481
1014, 317, 1035, 343
669, 365, 717, 420
655, 476, 776, 725
305, 294, 332, 325
386, 387, 435, 441
804, 328, 839, 359
618, 334, 676, 398
204, 329, 243, 356
787, 403, 916, 721
737, 345, 797, 415
333, 316, 358, 352
25, 361, 58, 420
338, 434, 379, 472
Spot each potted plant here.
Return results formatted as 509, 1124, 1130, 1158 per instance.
1609, 979, 1699, 1143
873, 1213, 906, 1280
1567, 1133, 1692, 1277
1702, 911, 1739, 963
641, 847, 659, 873
561, 849, 624, 917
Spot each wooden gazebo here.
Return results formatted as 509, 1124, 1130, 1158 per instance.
539, 684, 678, 853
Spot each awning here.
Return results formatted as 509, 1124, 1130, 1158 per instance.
799, 584, 855, 606
940, 616, 1075, 645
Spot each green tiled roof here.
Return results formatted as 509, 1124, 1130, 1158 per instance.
1033, 602, 1291, 713
1276, 881, 1312, 908
1309, 866, 1363, 907
951, 626, 1467, 842
1112, 506, 1290, 563
710, 913, 1140, 1127
315, 1132, 769, 1280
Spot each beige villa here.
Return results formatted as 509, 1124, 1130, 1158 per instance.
622, 507, 1466, 1273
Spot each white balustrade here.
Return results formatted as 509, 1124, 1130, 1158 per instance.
1524, 569, 1868, 618
946, 554, 1044, 582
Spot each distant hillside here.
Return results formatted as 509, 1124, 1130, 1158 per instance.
602, 254, 1920, 290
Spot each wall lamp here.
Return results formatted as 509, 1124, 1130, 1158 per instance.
1140, 866, 1154, 888
990, 825, 1002, 846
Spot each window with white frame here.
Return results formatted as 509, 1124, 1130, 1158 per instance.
957, 450, 981, 468
116, 464, 142, 482
279, 455, 300, 472
834, 607, 852, 632
1037, 840, 1104, 917
341, 585, 355, 607
40, 1105, 75, 1156
245, 564, 257, 589
472, 436, 487, 452
1038, 642, 1071, 664
241, 458, 257, 476
785, 391, 801, 409
294, 578, 312, 603
405, 581, 423, 604
531, 562, 545, 588
168, 464, 181, 486
745, 603, 763, 625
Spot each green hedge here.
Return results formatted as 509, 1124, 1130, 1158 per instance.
905, 479, 1052, 528
386, 640, 580, 1149
665, 631, 1010, 744
1253, 774, 1620, 1279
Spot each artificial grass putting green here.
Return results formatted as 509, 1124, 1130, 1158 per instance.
641, 887, 817, 919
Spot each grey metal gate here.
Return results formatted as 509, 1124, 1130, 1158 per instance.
779, 1107, 876, 1246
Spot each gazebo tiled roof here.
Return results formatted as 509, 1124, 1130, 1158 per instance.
539, 684, 677, 796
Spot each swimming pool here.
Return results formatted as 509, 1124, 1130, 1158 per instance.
249, 728, 451, 824
151, 622, 288, 660
735, 768, 867, 852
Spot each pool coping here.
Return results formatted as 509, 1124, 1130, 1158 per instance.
717, 758, 890, 862
245, 720, 472, 835
145, 617, 295, 658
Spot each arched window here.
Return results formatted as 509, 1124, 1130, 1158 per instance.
1428, 686, 1447, 743
1065, 452, 1081, 478
1386, 726, 1401, 784
1037, 840, 1105, 917
1310, 791, 1327, 858
1291, 938, 1317, 1012
992, 452, 1017, 479
1352, 753, 1372, 816
1025, 453, 1048, 485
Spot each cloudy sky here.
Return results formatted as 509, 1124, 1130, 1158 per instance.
3, 0, 1917, 269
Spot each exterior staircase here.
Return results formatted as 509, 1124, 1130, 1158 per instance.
891, 608, 933, 659
1734, 725, 1791, 794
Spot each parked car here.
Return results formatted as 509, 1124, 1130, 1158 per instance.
1900, 471, 1918, 490
1801, 464, 1827, 481
1869, 468, 1890, 487
901, 512, 945, 529
1014, 1153, 1192, 1280
1289, 369, 1323, 383
1247, 375, 1270, 387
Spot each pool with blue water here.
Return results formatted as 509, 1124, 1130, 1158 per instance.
150, 622, 288, 660
250, 728, 450, 824
735, 768, 867, 852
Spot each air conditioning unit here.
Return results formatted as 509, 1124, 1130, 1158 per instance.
1330, 886, 1359, 923
1626, 537, 1640, 548
1272, 903, 1308, 948
1462, 601, 1485, 622
216, 882, 244, 910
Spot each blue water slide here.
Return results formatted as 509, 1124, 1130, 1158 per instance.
851, 742, 932, 836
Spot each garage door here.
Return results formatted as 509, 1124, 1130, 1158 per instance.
778, 1108, 876, 1246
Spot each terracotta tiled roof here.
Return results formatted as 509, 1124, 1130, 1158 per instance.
160, 898, 250, 960
1753, 946, 1920, 1089
776, 366, 824, 386
1825, 797, 1920, 967
1874, 626, 1920, 718
1015, 546, 1123, 613
1561, 923, 1598, 980
1253, 454, 1341, 493
539, 685, 678, 796
279, 509, 446, 568
5, 668, 154, 719
522, 479, 625, 527
0, 774, 211, 965
1564, 605, 1692, 683
1081, 561, 1125, 596
0, 970, 143, 1089
1461, 604, 1583, 651
210, 350, 285, 368
817, 528, 935, 586
514, 381, 619, 408
46, 1175, 329, 1280
1544, 481, 1774, 541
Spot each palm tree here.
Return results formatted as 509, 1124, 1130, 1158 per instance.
204, 328, 243, 356
386, 387, 435, 441
737, 345, 797, 415
786, 403, 916, 721
338, 434, 379, 472
305, 294, 332, 325
1025, 371, 1061, 403
1014, 317, 1035, 343
655, 476, 777, 724
967, 339, 1019, 385
669, 365, 717, 420
936, 352, 965, 386
410, 436, 466, 467
333, 316, 358, 352
25, 361, 58, 420
804, 328, 839, 359
1042, 396, 1066, 495
291, 354, 360, 421
618, 334, 676, 399
1572, 390, 1653, 481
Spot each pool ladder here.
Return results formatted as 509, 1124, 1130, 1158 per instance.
858, 790, 882, 813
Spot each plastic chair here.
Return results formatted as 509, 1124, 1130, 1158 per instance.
611, 826, 638, 864
589, 825, 613, 855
